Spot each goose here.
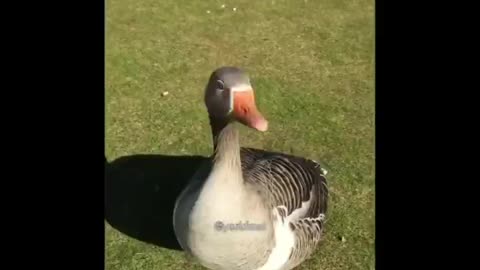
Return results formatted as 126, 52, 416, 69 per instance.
173, 66, 328, 270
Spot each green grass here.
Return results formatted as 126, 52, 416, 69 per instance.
106, 0, 374, 269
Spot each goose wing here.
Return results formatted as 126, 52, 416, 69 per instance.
240, 147, 328, 269
240, 147, 328, 221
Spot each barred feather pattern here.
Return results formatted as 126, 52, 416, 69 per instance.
240, 147, 328, 269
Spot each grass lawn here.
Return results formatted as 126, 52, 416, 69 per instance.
105, 0, 374, 269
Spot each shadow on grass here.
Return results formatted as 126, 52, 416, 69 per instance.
105, 154, 208, 251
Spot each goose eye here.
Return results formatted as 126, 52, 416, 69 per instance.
217, 80, 225, 91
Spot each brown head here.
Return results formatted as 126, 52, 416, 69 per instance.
204, 66, 268, 131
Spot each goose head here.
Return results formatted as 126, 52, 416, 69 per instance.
204, 66, 268, 132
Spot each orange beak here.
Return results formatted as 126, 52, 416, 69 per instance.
232, 90, 268, 131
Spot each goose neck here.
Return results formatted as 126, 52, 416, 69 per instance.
209, 116, 242, 172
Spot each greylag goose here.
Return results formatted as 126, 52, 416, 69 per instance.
173, 66, 328, 270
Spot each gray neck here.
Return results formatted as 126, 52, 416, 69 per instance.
209, 116, 242, 177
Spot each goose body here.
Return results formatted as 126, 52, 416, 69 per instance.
173, 67, 328, 270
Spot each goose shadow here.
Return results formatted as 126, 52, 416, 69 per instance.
105, 154, 208, 251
